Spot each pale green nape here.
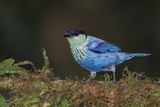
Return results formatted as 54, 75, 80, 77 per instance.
67, 34, 86, 48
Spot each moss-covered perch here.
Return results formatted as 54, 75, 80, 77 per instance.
0, 50, 159, 107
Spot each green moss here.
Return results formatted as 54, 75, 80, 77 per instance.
0, 49, 159, 107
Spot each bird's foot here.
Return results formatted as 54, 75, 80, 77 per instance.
112, 79, 116, 84
85, 77, 93, 83
84, 71, 96, 83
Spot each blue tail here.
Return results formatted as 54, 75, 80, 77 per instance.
117, 53, 150, 64
128, 53, 150, 57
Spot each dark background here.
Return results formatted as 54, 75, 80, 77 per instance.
0, 0, 159, 79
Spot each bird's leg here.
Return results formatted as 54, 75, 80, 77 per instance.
112, 70, 116, 83
90, 71, 96, 79
110, 65, 116, 83
85, 71, 96, 82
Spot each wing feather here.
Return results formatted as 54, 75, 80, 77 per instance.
87, 36, 121, 53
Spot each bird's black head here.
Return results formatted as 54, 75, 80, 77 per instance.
64, 29, 86, 37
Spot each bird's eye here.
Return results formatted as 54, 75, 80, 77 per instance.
74, 33, 79, 36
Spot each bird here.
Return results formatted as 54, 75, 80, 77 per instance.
64, 28, 150, 82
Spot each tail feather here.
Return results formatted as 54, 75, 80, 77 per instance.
117, 53, 150, 64
128, 53, 150, 57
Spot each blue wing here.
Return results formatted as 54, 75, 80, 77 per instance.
86, 36, 121, 53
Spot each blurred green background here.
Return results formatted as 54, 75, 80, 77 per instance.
0, 0, 159, 78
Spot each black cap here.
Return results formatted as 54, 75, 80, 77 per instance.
64, 28, 86, 37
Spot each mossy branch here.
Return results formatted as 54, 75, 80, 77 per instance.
0, 49, 159, 107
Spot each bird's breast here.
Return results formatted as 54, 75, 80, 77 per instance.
71, 47, 102, 71
71, 47, 87, 63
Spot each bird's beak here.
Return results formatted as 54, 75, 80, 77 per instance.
64, 32, 70, 37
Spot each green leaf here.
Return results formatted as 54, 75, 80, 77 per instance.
39, 88, 49, 96
0, 94, 9, 107
15, 60, 36, 70
0, 58, 31, 78
0, 58, 15, 73
50, 97, 58, 107
130, 98, 138, 107
59, 97, 68, 107
42, 48, 49, 70
23, 96, 41, 106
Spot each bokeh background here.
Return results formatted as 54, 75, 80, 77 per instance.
0, 0, 159, 79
